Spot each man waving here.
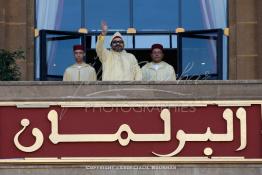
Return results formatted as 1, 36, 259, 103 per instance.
96, 21, 142, 81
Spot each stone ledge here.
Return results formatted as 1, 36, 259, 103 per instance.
0, 164, 260, 175
0, 81, 261, 101
1, 80, 262, 86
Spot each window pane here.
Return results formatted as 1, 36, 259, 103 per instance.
172, 35, 178, 48
47, 38, 82, 76
133, 0, 179, 30
60, 0, 81, 31
36, 0, 81, 31
223, 36, 228, 80
135, 36, 170, 48
86, 0, 130, 30
181, 37, 217, 76
182, 0, 227, 30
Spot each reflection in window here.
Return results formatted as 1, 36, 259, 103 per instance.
133, 0, 179, 30
135, 36, 170, 48
86, 0, 130, 30
60, 0, 81, 31
47, 38, 82, 76
172, 35, 178, 48
182, 0, 227, 30
36, 0, 228, 31
36, 0, 81, 31
181, 37, 217, 76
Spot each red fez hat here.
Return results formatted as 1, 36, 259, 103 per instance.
73, 45, 84, 51
151, 44, 164, 52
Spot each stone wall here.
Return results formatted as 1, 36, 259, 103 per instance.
229, 0, 262, 79
0, 0, 34, 80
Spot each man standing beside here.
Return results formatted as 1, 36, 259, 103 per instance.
96, 21, 142, 81
63, 45, 97, 81
142, 44, 176, 81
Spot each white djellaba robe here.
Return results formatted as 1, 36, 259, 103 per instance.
96, 32, 142, 81
63, 63, 97, 81
142, 61, 176, 81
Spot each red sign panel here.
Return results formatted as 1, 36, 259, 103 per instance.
0, 103, 261, 162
